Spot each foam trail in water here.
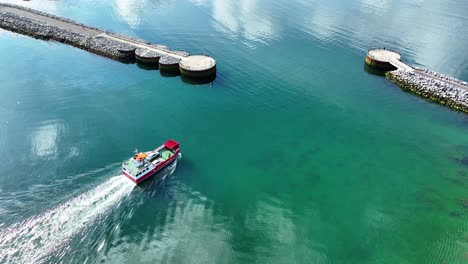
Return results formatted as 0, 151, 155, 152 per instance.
0, 175, 134, 263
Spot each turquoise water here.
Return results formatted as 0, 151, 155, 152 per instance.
0, 0, 467, 263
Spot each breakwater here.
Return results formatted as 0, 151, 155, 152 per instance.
387, 70, 468, 113
366, 48, 468, 114
0, 3, 216, 79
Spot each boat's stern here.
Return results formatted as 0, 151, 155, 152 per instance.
122, 159, 138, 184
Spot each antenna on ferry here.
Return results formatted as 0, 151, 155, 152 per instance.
134, 148, 138, 154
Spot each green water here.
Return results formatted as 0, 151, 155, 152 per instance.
0, 0, 467, 263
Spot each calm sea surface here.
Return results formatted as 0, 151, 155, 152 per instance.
0, 0, 467, 263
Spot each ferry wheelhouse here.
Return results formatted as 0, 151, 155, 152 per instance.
122, 140, 180, 184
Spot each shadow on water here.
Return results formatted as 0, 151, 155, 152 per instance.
121, 57, 137, 64
363, 63, 388, 76
135, 62, 217, 85
136, 62, 159, 71
135, 160, 179, 191
160, 70, 180, 78
181, 74, 217, 86
134, 157, 197, 197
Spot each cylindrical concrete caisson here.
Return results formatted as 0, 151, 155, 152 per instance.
135, 48, 162, 65
179, 55, 216, 78
159, 56, 181, 73
365, 49, 401, 71
116, 44, 137, 61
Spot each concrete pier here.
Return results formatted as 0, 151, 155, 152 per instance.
0, 3, 216, 79
179, 55, 217, 78
365, 49, 402, 71
366, 48, 468, 114
366, 49, 414, 72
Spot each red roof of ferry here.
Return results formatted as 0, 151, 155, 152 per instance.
164, 139, 179, 150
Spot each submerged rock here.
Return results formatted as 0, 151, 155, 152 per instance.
456, 157, 468, 167
459, 199, 468, 208
449, 211, 461, 218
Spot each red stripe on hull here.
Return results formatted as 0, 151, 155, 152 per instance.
123, 150, 179, 184
122, 171, 137, 183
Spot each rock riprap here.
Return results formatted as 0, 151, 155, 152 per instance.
0, 3, 216, 79
387, 69, 468, 113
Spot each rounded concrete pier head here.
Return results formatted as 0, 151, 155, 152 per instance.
179, 55, 216, 78
365, 48, 401, 71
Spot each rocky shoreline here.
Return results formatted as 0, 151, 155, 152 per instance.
386, 69, 468, 113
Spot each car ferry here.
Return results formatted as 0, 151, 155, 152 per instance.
122, 140, 180, 184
